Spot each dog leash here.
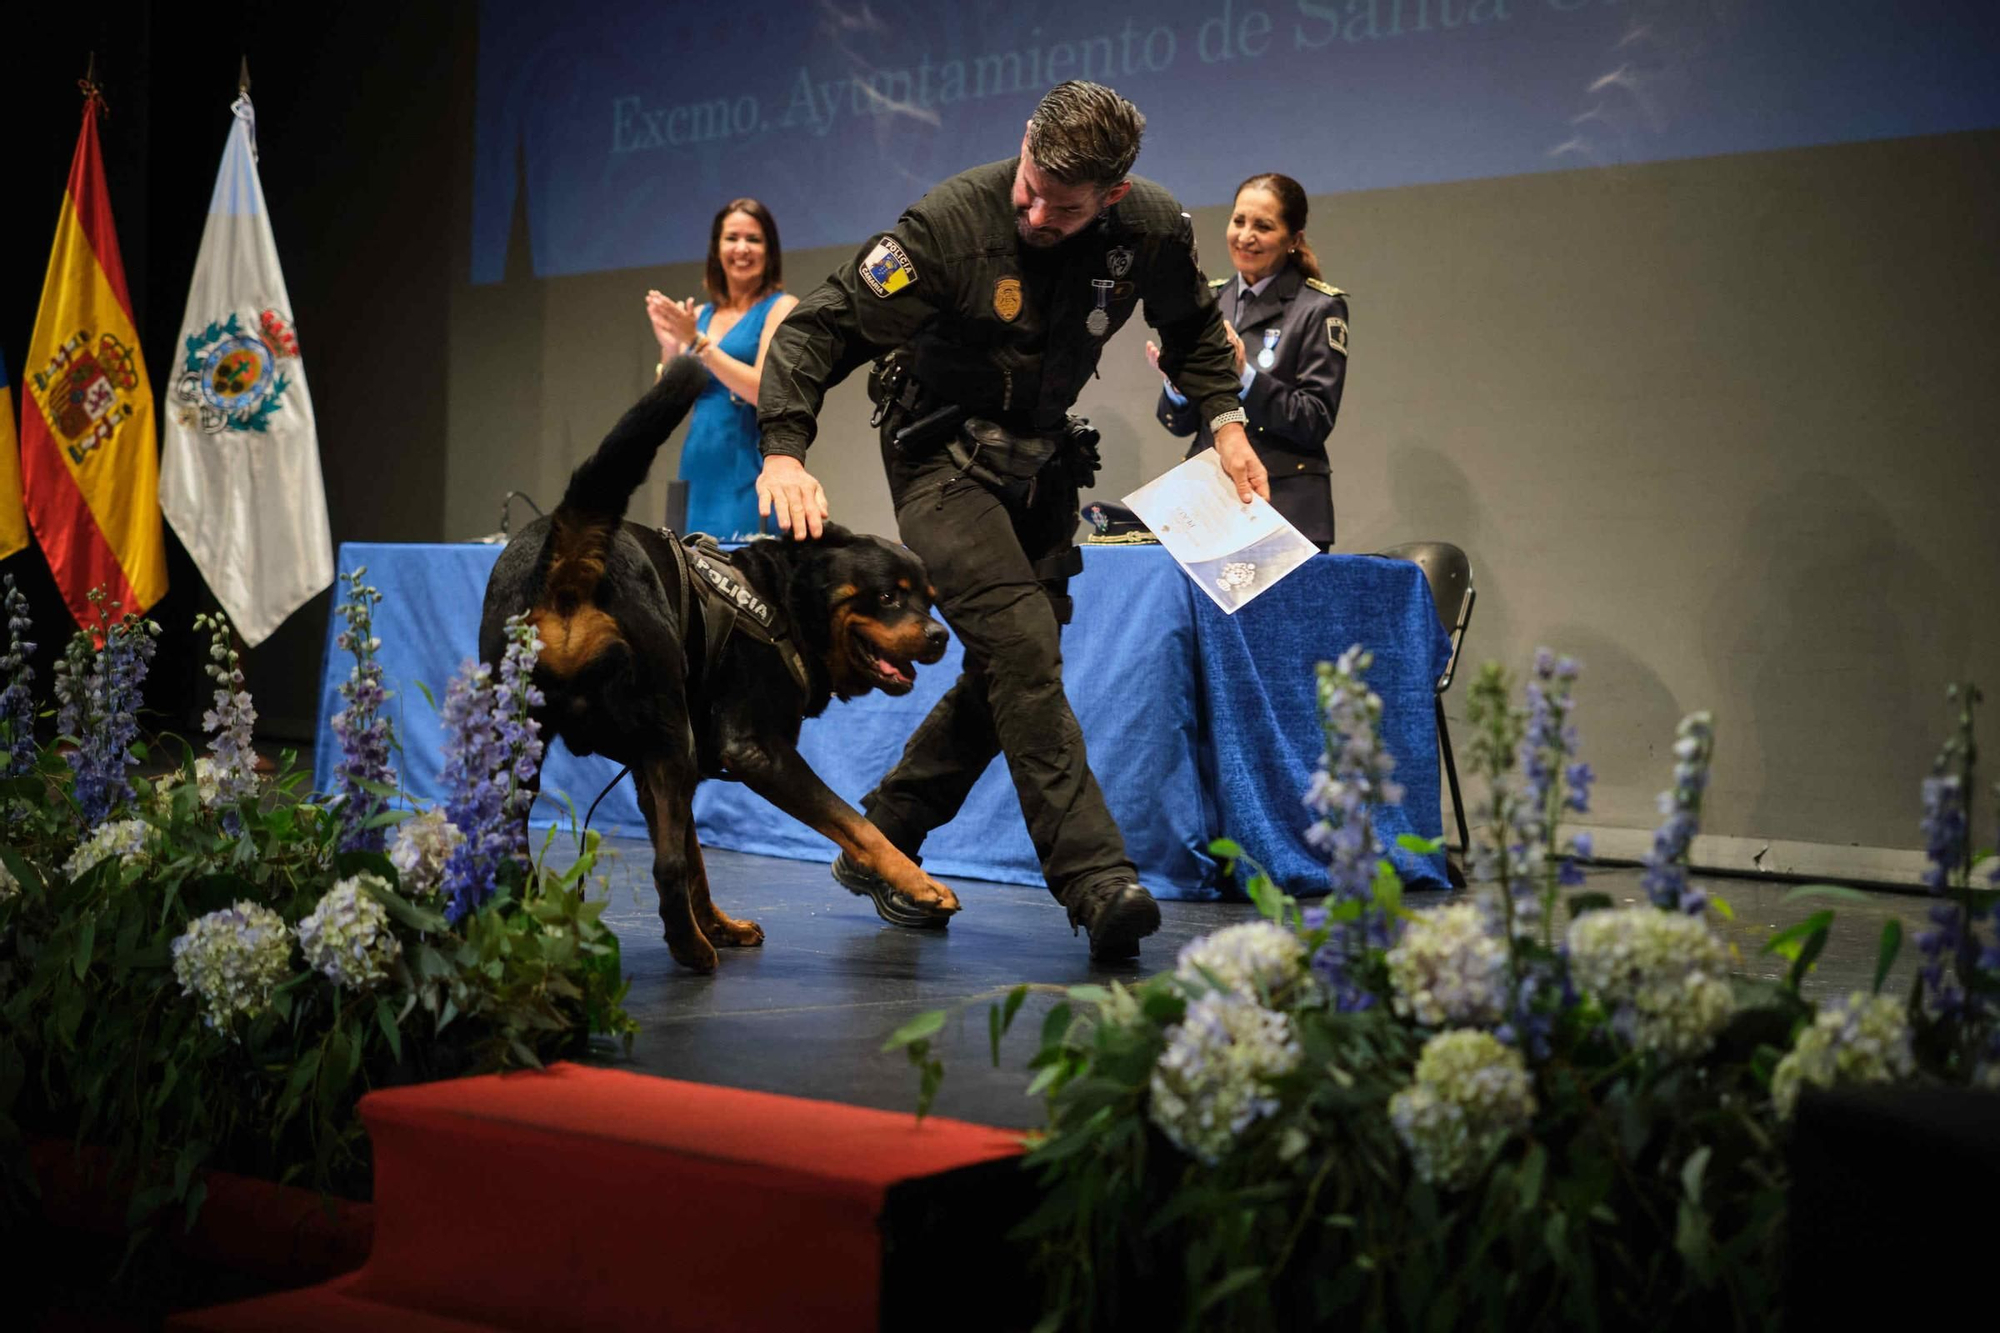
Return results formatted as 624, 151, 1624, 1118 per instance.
580, 765, 631, 850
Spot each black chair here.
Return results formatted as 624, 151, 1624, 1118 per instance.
1376, 542, 1475, 888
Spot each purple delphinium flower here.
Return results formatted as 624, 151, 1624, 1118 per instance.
1517, 650, 1594, 931
1640, 712, 1715, 915
0, 576, 37, 778
438, 614, 545, 924
194, 613, 259, 814
328, 569, 397, 852
1913, 685, 1982, 1018
1301, 646, 1404, 1010
50, 592, 160, 825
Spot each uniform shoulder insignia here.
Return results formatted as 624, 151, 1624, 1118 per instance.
1304, 277, 1347, 299
860, 236, 919, 298
1208, 276, 1229, 288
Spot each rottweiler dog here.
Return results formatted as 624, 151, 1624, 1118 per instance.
479, 360, 960, 972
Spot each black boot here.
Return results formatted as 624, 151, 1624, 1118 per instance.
832, 852, 953, 929
1061, 878, 1162, 960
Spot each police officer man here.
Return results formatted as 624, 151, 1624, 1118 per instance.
755, 81, 1268, 960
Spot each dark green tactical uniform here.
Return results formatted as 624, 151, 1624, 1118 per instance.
758, 157, 1242, 907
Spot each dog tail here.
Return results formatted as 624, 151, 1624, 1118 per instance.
543, 357, 709, 614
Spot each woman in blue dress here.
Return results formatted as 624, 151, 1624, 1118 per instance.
646, 198, 799, 539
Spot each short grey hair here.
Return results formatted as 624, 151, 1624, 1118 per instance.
1026, 81, 1145, 190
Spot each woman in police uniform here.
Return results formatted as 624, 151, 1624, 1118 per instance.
1148, 172, 1348, 549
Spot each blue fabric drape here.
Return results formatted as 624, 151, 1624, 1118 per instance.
314, 543, 1453, 898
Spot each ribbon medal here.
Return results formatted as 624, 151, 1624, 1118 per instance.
1257, 327, 1280, 370
1086, 279, 1115, 338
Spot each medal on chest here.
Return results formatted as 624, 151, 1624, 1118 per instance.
1086, 279, 1115, 338
1257, 327, 1280, 370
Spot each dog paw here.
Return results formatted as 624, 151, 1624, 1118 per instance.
909, 875, 962, 916
708, 914, 765, 947
665, 925, 719, 974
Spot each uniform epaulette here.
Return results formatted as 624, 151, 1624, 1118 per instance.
1208, 276, 1229, 288
1305, 278, 1347, 299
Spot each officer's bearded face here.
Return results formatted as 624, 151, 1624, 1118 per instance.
1012, 141, 1116, 249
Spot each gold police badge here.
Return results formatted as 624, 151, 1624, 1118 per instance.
993, 276, 1023, 322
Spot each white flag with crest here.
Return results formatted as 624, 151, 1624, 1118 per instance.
160, 93, 332, 647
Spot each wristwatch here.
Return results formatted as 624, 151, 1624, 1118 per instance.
1208, 407, 1248, 433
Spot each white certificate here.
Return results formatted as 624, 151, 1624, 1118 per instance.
1122, 452, 1319, 614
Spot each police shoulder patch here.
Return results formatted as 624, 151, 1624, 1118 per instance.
860, 237, 919, 298
1325, 315, 1349, 355
1305, 277, 1347, 299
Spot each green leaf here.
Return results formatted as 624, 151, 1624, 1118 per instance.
882, 1009, 946, 1052
1517, 1144, 1546, 1214
1567, 892, 1614, 920
1039, 1002, 1074, 1050
1197, 1266, 1267, 1314
1396, 833, 1445, 855
1789, 923, 1832, 991
1708, 893, 1735, 921
1208, 837, 1245, 862
1680, 1144, 1711, 1205
999, 984, 1028, 1037
376, 995, 404, 1063
1761, 910, 1834, 960
72, 913, 97, 980
1873, 918, 1902, 994
1245, 870, 1284, 923
1065, 984, 1110, 1007
988, 1005, 1003, 1066
1779, 883, 1871, 906
1372, 858, 1404, 919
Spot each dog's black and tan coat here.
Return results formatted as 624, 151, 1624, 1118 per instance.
479, 360, 958, 972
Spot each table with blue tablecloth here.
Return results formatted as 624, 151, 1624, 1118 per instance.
313, 542, 1453, 896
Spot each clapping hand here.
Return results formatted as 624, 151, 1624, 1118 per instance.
646, 290, 700, 355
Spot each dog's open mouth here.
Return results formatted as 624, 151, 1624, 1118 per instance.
850, 631, 917, 694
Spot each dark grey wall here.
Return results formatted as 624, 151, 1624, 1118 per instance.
444, 127, 2000, 871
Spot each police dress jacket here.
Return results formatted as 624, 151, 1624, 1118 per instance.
1156, 263, 1348, 547
758, 158, 1243, 456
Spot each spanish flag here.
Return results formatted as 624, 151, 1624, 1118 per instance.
0, 356, 26, 561
20, 94, 167, 627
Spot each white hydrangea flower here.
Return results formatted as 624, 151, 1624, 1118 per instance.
1389, 1029, 1536, 1188
388, 808, 465, 898
1771, 991, 1915, 1119
171, 901, 294, 1030
64, 817, 155, 880
298, 873, 404, 991
1387, 902, 1509, 1027
1174, 921, 1312, 1006
1566, 907, 1735, 1059
1149, 991, 1301, 1165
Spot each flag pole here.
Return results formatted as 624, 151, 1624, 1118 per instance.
79, 51, 107, 117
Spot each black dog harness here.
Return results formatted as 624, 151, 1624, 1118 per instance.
658, 529, 811, 695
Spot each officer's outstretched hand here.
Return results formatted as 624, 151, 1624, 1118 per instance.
1212, 422, 1271, 505
757, 455, 829, 540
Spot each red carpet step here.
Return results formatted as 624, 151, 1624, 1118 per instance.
170, 1063, 1028, 1332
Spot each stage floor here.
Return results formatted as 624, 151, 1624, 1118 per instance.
550, 836, 1930, 1130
